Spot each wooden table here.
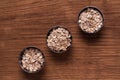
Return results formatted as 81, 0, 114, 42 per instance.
0, 0, 120, 80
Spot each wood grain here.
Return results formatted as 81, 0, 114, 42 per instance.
0, 0, 120, 80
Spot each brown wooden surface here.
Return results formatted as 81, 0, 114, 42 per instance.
0, 0, 120, 80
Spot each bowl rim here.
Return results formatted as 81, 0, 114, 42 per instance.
77, 6, 104, 34
46, 25, 72, 54
18, 46, 45, 73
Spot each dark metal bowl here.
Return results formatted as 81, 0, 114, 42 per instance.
46, 25, 72, 53
78, 6, 104, 34
18, 46, 45, 73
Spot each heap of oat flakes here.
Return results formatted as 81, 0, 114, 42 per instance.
21, 47, 44, 73
78, 7, 103, 33
47, 27, 72, 53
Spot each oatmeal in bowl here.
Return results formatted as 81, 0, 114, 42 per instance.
19, 47, 45, 73
47, 26, 72, 53
78, 6, 104, 33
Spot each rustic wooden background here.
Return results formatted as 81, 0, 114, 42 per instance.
0, 0, 120, 80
